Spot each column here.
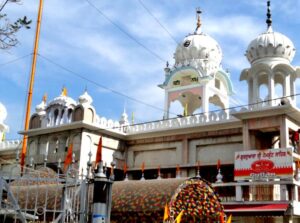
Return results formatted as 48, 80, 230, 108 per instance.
202, 86, 209, 120
268, 73, 275, 106
253, 76, 258, 104
243, 121, 251, 150
284, 74, 291, 99
280, 116, 289, 148
164, 91, 169, 119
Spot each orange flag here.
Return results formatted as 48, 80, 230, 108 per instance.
220, 212, 225, 223
64, 143, 73, 171
163, 203, 170, 221
141, 162, 145, 173
176, 164, 180, 174
217, 159, 221, 169
95, 136, 102, 165
123, 163, 127, 174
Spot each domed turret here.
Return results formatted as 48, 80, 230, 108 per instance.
119, 108, 129, 126
79, 90, 93, 105
246, 27, 295, 64
245, 1, 295, 64
174, 9, 222, 76
0, 102, 7, 123
241, 1, 299, 107
35, 94, 47, 115
48, 87, 76, 107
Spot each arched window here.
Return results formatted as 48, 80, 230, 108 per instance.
54, 109, 59, 125
54, 139, 59, 154
67, 109, 73, 123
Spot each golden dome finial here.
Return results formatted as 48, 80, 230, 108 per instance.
42, 93, 47, 103
195, 7, 202, 33
61, 87, 67, 96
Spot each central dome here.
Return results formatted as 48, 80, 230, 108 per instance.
174, 18, 222, 76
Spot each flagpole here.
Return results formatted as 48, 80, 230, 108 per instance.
20, 0, 44, 173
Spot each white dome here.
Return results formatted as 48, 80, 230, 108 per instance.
246, 27, 296, 64
174, 32, 222, 76
0, 102, 7, 123
35, 100, 46, 114
79, 91, 93, 105
48, 94, 76, 107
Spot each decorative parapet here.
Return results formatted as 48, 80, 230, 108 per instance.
0, 140, 22, 150
124, 110, 234, 134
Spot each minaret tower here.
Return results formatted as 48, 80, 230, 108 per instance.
159, 8, 233, 119
240, 1, 299, 107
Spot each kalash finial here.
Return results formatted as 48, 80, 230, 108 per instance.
266, 1, 272, 30
195, 7, 202, 34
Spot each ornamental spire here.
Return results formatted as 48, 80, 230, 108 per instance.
195, 7, 202, 34
266, 1, 272, 29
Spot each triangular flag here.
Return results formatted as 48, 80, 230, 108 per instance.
217, 159, 221, 169
141, 162, 145, 173
220, 212, 225, 223
174, 210, 184, 223
163, 203, 170, 221
226, 215, 232, 223
95, 136, 102, 165
123, 163, 127, 174
183, 103, 188, 116
64, 143, 73, 171
2, 131, 5, 141
62, 87, 67, 96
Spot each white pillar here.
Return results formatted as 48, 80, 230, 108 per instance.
248, 78, 253, 104
268, 73, 275, 106
253, 76, 259, 104
202, 86, 209, 120
284, 74, 291, 98
164, 90, 169, 119
280, 117, 289, 148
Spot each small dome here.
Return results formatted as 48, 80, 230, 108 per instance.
0, 102, 7, 123
174, 32, 222, 76
48, 92, 76, 108
35, 100, 46, 114
246, 27, 296, 64
79, 91, 93, 105
119, 109, 129, 125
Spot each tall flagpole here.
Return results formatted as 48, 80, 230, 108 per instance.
20, 0, 44, 173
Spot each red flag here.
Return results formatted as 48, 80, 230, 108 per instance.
64, 143, 73, 171
141, 162, 145, 173
95, 136, 102, 165
217, 159, 221, 169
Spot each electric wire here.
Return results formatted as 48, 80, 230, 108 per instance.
38, 53, 175, 116
137, 0, 178, 45
0, 53, 32, 67
85, 0, 167, 62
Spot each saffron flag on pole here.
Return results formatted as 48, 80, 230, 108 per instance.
64, 143, 73, 171
95, 136, 102, 166
174, 210, 184, 223
163, 203, 169, 221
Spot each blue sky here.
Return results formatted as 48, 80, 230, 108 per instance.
1, 0, 300, 139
